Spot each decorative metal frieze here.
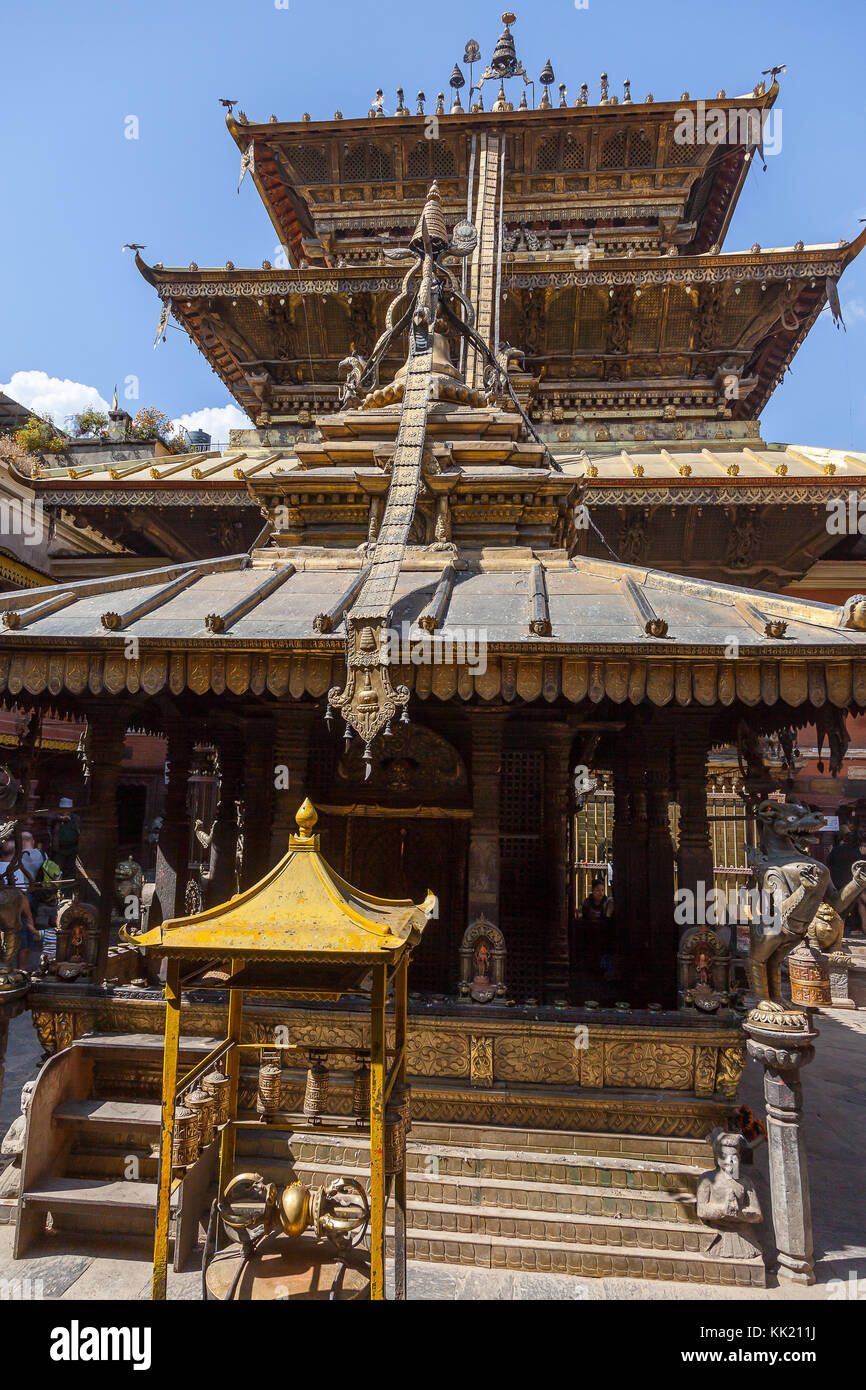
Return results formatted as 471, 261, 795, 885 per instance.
161, 276, 402, 299
582, 485, 845, 506
44, 489, 253, 507
509, 260, 843, 290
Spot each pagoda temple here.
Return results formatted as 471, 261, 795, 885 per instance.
4, 13, 866, 1287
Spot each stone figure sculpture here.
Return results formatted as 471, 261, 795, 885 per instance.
696, 1128, 762, 1260
746, 799, 866, 1010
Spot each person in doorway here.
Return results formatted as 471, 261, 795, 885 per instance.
52, 798, 80, 881
580, 876, 614, 925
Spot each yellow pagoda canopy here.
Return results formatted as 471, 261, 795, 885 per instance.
130, 799, 434, 995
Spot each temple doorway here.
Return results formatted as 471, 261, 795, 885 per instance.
345, 815, 468, 995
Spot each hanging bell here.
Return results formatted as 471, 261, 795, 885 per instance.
324, 704, 333, 730
363, 744, 373, 780
400, 705, 410, 724
303, 1056, 329, 1122
343, 722, 353, 749
383, 719, 392, 737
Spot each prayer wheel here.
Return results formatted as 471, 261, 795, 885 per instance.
186, 1085, 215, 1148
203, 1063, 232, 1126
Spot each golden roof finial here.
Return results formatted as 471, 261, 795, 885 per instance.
291, 798, 319, 847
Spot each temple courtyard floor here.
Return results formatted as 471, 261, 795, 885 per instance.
0, 1006, 863, 1301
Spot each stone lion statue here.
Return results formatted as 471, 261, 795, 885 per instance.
747, 799, 866, 1010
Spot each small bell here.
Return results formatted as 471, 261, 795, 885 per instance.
383, 720, 392, 737
343, 722, 353, 750
324, 704, 333, 730
363, 743, 373, 780
400, 705, 410, 725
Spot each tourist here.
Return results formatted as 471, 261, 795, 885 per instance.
20, 830, 45, 883
0, 839, 39, 968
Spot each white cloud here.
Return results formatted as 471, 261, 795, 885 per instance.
0, 370, 110, 426
172, 405, 252, 442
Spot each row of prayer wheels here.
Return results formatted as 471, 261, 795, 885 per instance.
257, 1049, 372, 1126
172, 1062, 232, 1173
255, 1050, 412, 1172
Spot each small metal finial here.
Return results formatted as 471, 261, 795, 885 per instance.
577, 81, 588, 106
623, 78, 632, 103
343, 722, 353, 749
363, 744, 373, 780
436, 92, 445, 115
600, 72, 609, 103
559, 82, 568, 107
416, 91, 426, 115
295, 798, 318, 840
540, 59, 555, 86
463, 39, 481, 65
450, 63, 465, 90
324, 704, 334, 729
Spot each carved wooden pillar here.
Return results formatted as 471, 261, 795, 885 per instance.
467, 712, 506, 926
645, 718, 676, 1006
152, 724, 194, 926
80, 703, 129, 977
207, 726, 245, 908
544, 724, 573, 999
674, 715, 714, 905
269, 705, 315, 865
241, 715, 276, 888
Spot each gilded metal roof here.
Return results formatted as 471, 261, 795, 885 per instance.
131, 799, 432, 968
0, 547, 862, 652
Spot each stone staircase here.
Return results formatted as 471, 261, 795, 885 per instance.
13, 1034, 765, 1286
14, 1034, 218, 1263
236, 1122, 766, 1287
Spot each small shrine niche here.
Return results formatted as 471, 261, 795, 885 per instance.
459, 915, 506, 1003
678, 926, 730, 1012
48, 901, 100, 982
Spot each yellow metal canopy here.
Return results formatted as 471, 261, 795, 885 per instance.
131, 799, 434, 974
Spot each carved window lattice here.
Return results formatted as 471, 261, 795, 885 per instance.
406, 140, 455, 179
287, 145, 330, 184
500, 749, 545, 998
576, 288, 607, 350
600, 130, 628, 169
343, 142, 394, 182
536, 132, 586, 173
669, 138, 700, 165
627, 129, 654, 167
662, 286, 694, 348
546, 288, 577, 354
630, 286, 665, 350
562, 134, 586, 170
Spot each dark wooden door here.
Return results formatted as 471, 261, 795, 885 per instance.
347, 816, 466, 994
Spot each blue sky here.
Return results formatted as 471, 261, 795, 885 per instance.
3, 0, 865, 447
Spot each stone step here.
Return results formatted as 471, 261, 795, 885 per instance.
21, 1177, 170, 1240
236, 1130, 703, 1194
53, 1099, 162, 1136
276, 1158, 699, 1224
386, 1197, 718, 1252
65, 1147, 159, 1182
384, 1229, 765, 1287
